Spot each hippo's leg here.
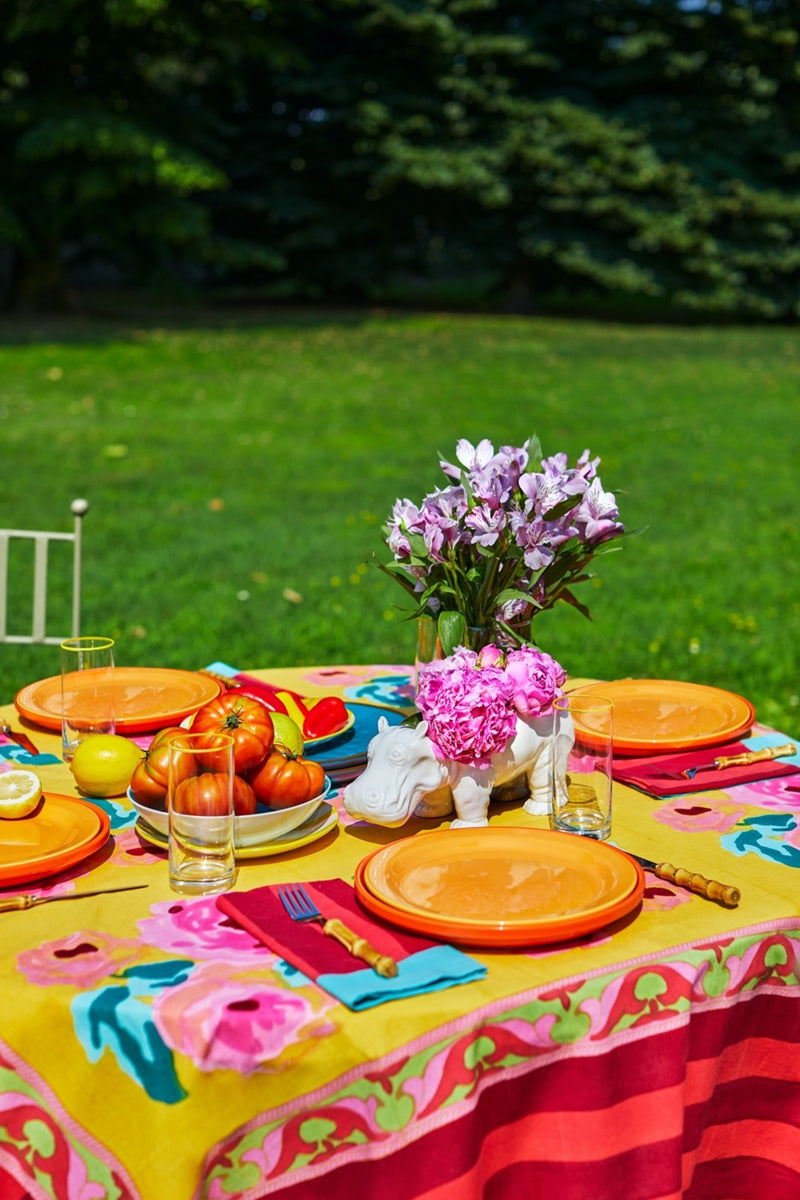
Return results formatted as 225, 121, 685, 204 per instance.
450, 767, 493, 828
413, 784, 454, 819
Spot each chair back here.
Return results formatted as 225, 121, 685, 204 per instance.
0, 499, 89, 644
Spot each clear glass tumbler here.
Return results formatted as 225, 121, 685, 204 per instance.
167, 731, 237, 895
60, 636, 116, 761
550, 694, 614, 840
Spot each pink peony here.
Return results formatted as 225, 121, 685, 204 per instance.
416, 649, 516, 768
504, 645, 566, 718
416, 643, 565, 766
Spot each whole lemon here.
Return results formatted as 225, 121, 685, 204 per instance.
70, 734, 143, 797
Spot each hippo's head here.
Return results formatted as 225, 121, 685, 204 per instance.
342, 718, 448, 826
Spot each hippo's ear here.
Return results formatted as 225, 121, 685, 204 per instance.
415, 720, 429, 738
377, 716, 389, 732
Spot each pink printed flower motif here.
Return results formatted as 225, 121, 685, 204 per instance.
739, 777, 800, 811
652, 797, 746, 834
152, 960, 334, 1074
107, 825, 163, 867
17, 930, 142, 989
138, 896, 275, 965
642, 880, 691, 912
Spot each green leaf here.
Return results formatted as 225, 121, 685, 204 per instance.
438, 611, 466, 657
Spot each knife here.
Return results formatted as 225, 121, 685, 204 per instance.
624, 852, 740, 908
1, 721, 40, 757
0, 884, 148, 913
680, 742, 796, 779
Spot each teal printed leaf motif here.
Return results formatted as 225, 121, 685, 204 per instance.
119, 958, 195, 992
721, 813, 800, 867
72, 984, 187, 1104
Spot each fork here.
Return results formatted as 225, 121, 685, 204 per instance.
277, 883, 398, 978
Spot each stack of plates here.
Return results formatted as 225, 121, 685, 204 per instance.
305, 702, 408, 786
569, 679, 755, 755
354, 827, 645, 948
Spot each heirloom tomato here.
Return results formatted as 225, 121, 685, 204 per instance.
172, 772, 258, 817
190, 693, 274, 773
246, 746, 326, 809
138, 726, 189, 796
130, 760, 168, 809
172, 773, 230, 817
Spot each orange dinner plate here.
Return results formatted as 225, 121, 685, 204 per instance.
0, 793, 111, 886
15, 667, 222, 735
354, 827, 644, 947
573, 679, 755, 755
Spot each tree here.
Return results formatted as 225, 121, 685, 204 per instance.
2, 0, 800, 318
0, 0, 285, 307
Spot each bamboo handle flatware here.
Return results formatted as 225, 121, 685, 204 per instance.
681, 743, 796, 779
626, 851, 740, 907
0, 884, 148, 913
278, 882, 398, 977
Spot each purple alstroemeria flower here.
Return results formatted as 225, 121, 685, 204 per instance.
573, 477, 625, 544
464, 501, 508, 547
381, 435, 625, 631
417, 486, 469, 561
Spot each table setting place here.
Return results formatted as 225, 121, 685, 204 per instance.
2, 436, 800, 1200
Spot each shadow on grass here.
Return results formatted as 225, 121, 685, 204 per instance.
0, 290, 380, 347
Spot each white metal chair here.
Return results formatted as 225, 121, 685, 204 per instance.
0, 499, 89, 644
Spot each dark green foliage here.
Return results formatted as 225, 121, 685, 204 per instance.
1, 0, 800, 316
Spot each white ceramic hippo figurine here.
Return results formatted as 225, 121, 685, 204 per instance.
343, 712, 574, 829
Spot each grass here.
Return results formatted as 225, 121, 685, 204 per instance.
1, 302, 798, 740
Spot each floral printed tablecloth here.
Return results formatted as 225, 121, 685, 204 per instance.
1, 665, 799, 1200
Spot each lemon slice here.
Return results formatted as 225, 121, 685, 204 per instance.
0, 769, 43, 819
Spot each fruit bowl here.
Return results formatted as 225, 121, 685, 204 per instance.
128, 776, 333, 848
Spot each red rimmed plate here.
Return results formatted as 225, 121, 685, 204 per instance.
354, 827, 644, 947
0, 793, 111, 886
15, 667, 222, 735
573, 679, 755, 755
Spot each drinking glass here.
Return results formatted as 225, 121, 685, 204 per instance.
550, 694, 614, 840
60, 636, 116, 761
167, 732, 237, 895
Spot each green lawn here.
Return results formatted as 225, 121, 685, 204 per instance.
1, 304, 798, 740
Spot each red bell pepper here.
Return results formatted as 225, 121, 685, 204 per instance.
302, 696, 349, 740
230, 681, 289, 715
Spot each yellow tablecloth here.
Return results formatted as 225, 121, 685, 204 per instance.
1, 665, 799, 1200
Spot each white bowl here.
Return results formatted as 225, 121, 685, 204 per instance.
128, 776, 332, 848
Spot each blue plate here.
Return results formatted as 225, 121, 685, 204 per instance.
306, 703, 407, 770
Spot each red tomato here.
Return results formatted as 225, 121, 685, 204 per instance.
191, 694, 274, 773
232, 775, 258, 816
246, 746, 326, 809
143, 727, 189, 789
130, 759, 168, 809
302, 696, 349, 740
172, 773, 232, 817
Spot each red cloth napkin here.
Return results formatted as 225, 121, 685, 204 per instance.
216, 879, 488, 1010
613, 740, 798, 797
218, 878, 435, 977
